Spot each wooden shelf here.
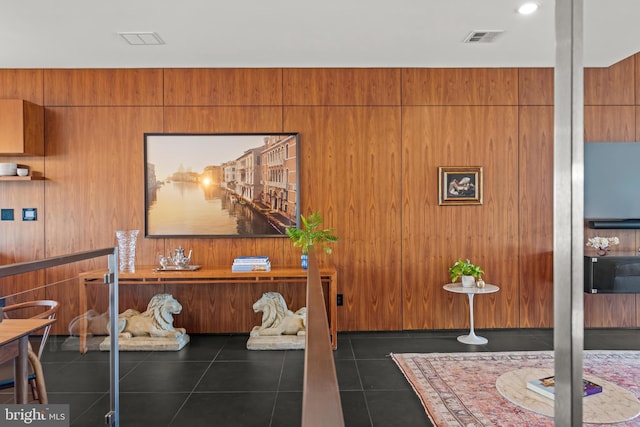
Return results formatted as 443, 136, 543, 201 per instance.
0, 175, 44, 181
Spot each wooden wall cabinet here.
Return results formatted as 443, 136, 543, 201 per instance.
0, 99, 44, 156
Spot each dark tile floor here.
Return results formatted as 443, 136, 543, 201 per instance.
2, 328, 639, 426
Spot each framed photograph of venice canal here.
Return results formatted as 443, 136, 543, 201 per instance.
144, 133, 300, 238
438, 166, 483, 206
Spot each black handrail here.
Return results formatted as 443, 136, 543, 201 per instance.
301, 248, 344, 426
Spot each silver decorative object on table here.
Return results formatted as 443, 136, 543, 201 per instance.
170, 247, 192, 268
159, 255, 170, 269
155, 247, 200, 271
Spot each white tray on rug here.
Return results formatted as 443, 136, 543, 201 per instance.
496, 367, 640, 424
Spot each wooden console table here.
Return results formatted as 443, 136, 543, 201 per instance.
78, 266, 338, 352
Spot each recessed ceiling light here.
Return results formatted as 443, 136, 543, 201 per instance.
517, 2, 539, 15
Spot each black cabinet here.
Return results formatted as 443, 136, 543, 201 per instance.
584, 255, 640, 293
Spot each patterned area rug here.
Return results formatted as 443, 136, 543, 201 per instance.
392, 351, 640, 427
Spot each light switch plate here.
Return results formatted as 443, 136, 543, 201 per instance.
1, 209, 14, 221
22, 208, 37, 221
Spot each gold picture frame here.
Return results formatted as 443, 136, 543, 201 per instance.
438, 166, 483, 206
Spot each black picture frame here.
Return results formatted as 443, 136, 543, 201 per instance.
438, 166, 483, 206
144, 133, 300, 237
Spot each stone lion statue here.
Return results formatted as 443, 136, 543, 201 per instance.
113, 293, 186, 339
251, 292, 306, 336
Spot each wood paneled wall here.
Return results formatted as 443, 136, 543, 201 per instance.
0, 70, 46, 306
1, 55, 640, 335
583, 55, 640, 327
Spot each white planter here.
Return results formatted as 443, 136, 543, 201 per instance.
461, 275, 475, 288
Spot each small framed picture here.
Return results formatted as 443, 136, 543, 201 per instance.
438, 166, 483, 206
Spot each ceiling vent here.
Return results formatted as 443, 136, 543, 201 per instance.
463, 30, 504, 43
118, 32, 165, 45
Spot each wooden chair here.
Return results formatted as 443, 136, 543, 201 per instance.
0, 300, 60, 403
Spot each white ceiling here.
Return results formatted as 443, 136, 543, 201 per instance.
1, 0, 639, 69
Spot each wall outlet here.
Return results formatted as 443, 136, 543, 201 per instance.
337, 294, 343, 306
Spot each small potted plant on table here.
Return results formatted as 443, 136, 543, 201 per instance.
449, 258, 484, 288
286, 212, 339, 269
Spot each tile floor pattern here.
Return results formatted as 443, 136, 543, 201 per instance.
1, 329, 639, 426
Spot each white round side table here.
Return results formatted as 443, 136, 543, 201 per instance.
443, 283, 500, 345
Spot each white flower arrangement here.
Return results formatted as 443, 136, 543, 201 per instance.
586, 236, 620, 251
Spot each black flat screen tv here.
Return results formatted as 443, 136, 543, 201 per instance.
584, 142, 640, 229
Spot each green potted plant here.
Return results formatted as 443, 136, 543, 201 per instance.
286, 211, 339, 269
449, 258, 484, 288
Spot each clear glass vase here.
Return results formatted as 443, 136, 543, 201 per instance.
115, 230, 139, 273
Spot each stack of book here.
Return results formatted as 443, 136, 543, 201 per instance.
232, 256, 271, 272
526, 375, 602, 400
